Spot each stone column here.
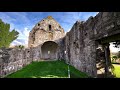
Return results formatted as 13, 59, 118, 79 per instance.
103, 43, 111, 77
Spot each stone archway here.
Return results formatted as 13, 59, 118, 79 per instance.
41, 41, 58, 60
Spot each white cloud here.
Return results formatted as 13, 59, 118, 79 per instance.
11, 40, 23, 46
59, 12, 98, 32
10, 27, 30, 47
78, 12, 98, 21
0, 12, 16, 31
5, 12, 30, 24
110, 43, 120, 53
0, 12, 16, 23
24, 27, 30, 37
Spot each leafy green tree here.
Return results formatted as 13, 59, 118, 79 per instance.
0, 19, 19, 48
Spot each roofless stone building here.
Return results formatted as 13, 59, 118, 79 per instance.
0, 12, 120, 78
28, 16, 65, 60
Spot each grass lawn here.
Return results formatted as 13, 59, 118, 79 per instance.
6, 60, 89, 78
113, 64, 120, 78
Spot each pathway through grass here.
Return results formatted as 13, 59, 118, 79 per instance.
6, 60, 89, 78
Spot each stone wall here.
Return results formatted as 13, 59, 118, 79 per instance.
93, 12, 120, 40
64, 21, 97, 77
0, 45, 61, 78
63, 12, 120, 77
0, 47, 40, 78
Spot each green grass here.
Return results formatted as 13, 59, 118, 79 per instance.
6, 60, 89, 78
113, 64, 120, 78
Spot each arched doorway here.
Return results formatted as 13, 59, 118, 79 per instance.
41, 41, 58, 60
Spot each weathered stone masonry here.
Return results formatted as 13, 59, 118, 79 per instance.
28, 16, 65, 60
64, 21, 97, 77
63, 12, 120, 77
0, 12, 120, 78
28, 16, 65, 47
0, 47, 42, 77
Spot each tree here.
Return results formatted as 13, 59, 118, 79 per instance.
0, 19, 19, 48
118, 51, 120, 58
113, 40, 120, 48
15, 45, 25, 50
112, 55, 118, 62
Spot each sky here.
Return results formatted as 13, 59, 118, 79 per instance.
110, 43, 120, 53
0, 12, 119, 52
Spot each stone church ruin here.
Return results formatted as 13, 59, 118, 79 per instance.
28, 16, 65, 60
0, 12, 120, 78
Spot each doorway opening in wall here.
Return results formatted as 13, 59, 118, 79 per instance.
48, 51, 50, 54
41, 41, 58, 60
96, 33, 120, 78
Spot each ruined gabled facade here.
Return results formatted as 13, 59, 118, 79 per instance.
28, 16, 65, 60
28, 16, 65, 47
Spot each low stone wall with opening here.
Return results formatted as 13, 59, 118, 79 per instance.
0, 45, 62, 78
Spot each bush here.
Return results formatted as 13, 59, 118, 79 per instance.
112, 55, 118, 63
15, 45, 25, 49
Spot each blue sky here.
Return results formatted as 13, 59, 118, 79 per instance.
0, 12, 120, 52
0, 12, 98, 47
